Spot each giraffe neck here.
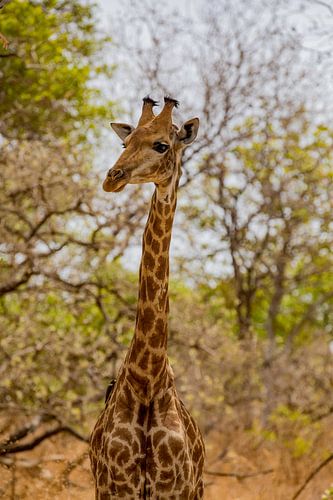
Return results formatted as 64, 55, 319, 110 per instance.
124, 159, 180, 404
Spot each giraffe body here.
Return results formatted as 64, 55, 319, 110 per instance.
90, 97, 205, 499
90, 368, 204, 498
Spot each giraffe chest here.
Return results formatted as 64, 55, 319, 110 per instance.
90, 384, 204, 499
145, 397, 200, 499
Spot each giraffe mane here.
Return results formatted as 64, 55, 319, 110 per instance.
143, 95, 159, 107
164, 96, 179, 108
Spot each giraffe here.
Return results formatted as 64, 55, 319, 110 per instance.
90, 96, 205, 499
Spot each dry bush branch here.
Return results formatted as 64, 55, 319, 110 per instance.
0, 426, 89, 456
291, 452, 333, 500
205, 468, 274, 480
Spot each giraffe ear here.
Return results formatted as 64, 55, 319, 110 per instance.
177, 118, 199, 145
110, 122, 134, 141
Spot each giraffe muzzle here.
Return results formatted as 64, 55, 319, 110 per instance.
103, 168, 128, 192
108, 168, 125, 181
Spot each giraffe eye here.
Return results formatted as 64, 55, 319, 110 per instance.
153, 142, 169, 153
122, 143, 126, 149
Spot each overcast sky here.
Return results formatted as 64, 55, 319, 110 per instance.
96, 0, 333, 50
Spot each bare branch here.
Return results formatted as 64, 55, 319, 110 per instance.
0, 426, 89, 455
291, 453, 333, 500
205, 468, 274, 479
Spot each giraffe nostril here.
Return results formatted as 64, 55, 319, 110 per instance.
108, 169, 124, 181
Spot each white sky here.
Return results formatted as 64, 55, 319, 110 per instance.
96, 0, 333, 48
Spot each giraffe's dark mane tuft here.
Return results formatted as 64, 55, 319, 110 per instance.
164, 96, 179, 108
143, 95, 159, 107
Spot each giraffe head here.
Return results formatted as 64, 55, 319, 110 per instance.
103, 96, 199, 193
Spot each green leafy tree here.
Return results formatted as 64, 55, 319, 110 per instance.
0, 0, 150, 442
189, 111, 333, 421
194, 113, 333, 346
0, 0, 113, 140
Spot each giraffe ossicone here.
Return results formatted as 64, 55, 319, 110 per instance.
90, 96, 205, 499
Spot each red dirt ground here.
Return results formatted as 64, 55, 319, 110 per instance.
1, 417, 332, 499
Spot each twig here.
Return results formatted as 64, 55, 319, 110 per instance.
205, 468, 274, 480
313, 0, 333, 16
291, 452, 333, 500
0, 415, 46, 451
0, 32, 9, 50
0, 426, 89, 455
0, 0, 10, 9
10, 454, 16, 500
60, 451, 89, 487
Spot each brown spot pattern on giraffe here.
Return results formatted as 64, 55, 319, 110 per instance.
162, 236, 170, 252
149, 319, 166, 348
151, 357, 165, 378
138, 348, 150, 370
164, 204, 171, 216
152, 217, 163, 238
143, 250, 155, 271
156, 255, 167, 280
146, 275, 158, 302
151, 238, 160, 255
145, 227, 153, 246
140, 306, 155, 330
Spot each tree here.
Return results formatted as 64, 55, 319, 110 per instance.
0, 0, 149, 442
0, 0, 112, 141
197, 113, 333, 342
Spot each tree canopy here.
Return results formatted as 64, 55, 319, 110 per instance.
0, 0, 112, 141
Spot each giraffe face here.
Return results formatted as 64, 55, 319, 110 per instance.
103, 118, 199, 193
